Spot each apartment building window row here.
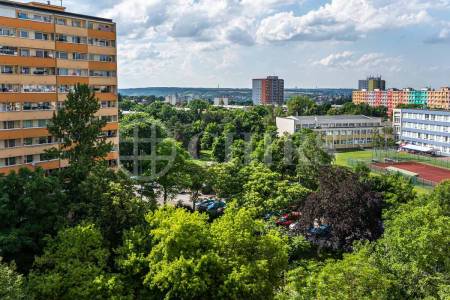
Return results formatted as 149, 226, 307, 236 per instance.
17, 11, 52, 23
57, 68, 88, 76
402, 131, 450, 143
0, 136, 55, 149
323, 128, 380, 136
0, 45, 116, 62
16, 9, 115, 33
90, 70, 116, 77
0, 119, 50, 130
58, 85, 117, 94
101, 115, 118, 123
403, 122, 450, 133
402, 112, 450, 122
22, 119, 50, 128
101, 101, 117, 108
0, 153, 58, 167
0, 85, 117, 94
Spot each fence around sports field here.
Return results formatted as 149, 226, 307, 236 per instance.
347, 158, 438, 187
370, 148, 450, 170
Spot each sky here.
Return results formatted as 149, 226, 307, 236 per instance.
18, 0, 450, 89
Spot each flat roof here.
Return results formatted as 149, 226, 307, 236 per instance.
0, 0, 113, 23
286, 115, 381, 123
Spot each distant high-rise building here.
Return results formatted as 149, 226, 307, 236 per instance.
358, 76, 386, 91
252, 76, 284, 105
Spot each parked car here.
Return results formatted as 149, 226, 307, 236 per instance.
196, 199, 215, 212
308, 224, 331, 236
276, 212, 301, 227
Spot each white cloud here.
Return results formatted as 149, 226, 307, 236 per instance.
315, 51, 402, 72
256, 0, 435, 43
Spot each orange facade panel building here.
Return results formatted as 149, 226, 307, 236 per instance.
0, 0, 118, 174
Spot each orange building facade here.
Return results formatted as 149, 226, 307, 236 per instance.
0, 1, 118, 174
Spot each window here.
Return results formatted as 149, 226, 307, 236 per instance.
0, 84, 19, 92
21, 67, 30, 74
57, 68, 69, 76
0, 46, 17, 56
56, 18, 66, 25
0, 27, 15, 36
34, 32, 50, 40
5, 157, 17, 166
19, 30, 29, 38
23, 120, 33, 128
1, 65, 14, 74
20, 49, 29, 56
1, 120, 19, 129
35, 50, 53, 58
72, 53, 87, 60
56, 51, 68, 59
3, 139, 17, 148
17, 12, 28, 19
23, 102, 52, 111
72, 20, 82, 27
56, 34, 67, 42
0, 103, 19, 112
24, 155, 33, 163
23, 138, 32, 146
38, 119, 48, 127
72, 36, 86, 44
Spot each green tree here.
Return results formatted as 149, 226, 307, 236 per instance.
210, 205, 289, 299
373, 188, 450, 299
119, 112, 167, 174
28, 224, 128, 300
0, 258, 26, 300
200, 122, 219, 150
315, 248, 393, 299
188, 99, 210, 119
286, 96, 316, 116
0, 168, 66, 272
240, 162, 310, 213
184, 161, 207, 209
47, 84, 112, 179
145, 207, 223, 299
369, 173, 416, 219
148, 138, 190, 203
76, 166, 151, 248
208, 161, 245, 199
295, 130, 333, 189
211, 135, 226, 162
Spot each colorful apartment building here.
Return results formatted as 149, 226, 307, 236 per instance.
353, 88, 450, 115
0, 1, 118, 174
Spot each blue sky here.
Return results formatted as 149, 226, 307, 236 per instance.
20, 0, 450, 89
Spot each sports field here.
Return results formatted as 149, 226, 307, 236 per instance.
372, 161, 450, 185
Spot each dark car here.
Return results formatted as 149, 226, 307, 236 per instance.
196, 199, 215, 212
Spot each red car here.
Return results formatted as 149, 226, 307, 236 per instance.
276, 212, 301, 227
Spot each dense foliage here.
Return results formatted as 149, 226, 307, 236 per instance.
0, 92, 447, 299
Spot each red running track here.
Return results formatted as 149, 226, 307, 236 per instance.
373, 161, 450, 184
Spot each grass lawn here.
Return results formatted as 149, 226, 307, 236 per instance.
334, 150, 373, 167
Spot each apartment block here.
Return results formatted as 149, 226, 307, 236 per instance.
252, 76, 284, 106
276, 115, 383, 150
358, 76, 386, 91
393, 108, 450, 156
0, 0, 119, 174
352, 87, 450, 115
